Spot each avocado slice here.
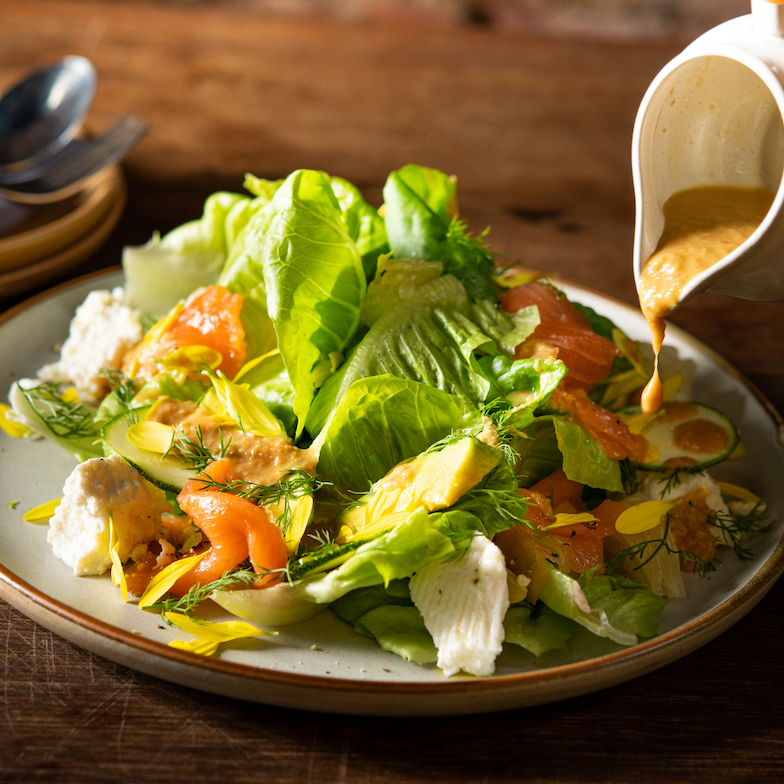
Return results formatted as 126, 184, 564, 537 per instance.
338, 436, 503, 537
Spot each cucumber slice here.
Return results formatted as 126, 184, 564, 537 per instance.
101, 406, 197, 492
623, 401, 739, 472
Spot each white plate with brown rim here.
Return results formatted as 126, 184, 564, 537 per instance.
0, 269, 782, 716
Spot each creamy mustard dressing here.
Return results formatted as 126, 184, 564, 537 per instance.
638, 185, 775, 413
148, 398, 317, 485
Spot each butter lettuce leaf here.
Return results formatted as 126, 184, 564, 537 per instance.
296, 508, 456, 604
124, 191, 249, 319
538, 562, 665, 646
316, 375, 472, 490
382, 164, 499, 301
260, 169, 367, 438
503, 602, 575, 657
354, 605, 437, 665
306, 275, 541, 437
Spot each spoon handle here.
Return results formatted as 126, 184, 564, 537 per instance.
0, 116, 148, 204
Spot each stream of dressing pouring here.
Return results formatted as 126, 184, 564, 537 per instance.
632, 0, 784, 412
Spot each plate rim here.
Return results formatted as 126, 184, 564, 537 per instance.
1, 268, 783, 715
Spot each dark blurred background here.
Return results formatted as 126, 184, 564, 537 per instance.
138, 0, 749, 41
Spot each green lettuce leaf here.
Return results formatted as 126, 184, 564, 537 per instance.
316, 375, 472, 490
360, 256, 444, 327
503, 602, 575, 657
124, 191, 249, 318
260, 170, 367, 438
354, 605, 437, 665
511, 418, 563, 488
382, 164, 499, 301
295, 508, 455, 604
552, 416, 622, 493
538, 562, 664, 646
306, 275, 541, 436
578, 568, 667, 639
329, 176, 389, 280
330, 580, 413, 626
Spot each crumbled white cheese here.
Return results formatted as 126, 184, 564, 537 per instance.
38, 287, 143, 405
48, 453, 170, 576
409, 535, 509, 677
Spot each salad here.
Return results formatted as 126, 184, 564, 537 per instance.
1, 164, 772, 677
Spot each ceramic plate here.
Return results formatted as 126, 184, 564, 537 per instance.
0, 270, 782, 716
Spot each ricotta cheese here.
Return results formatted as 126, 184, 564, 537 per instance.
48, 453, 170, 576
38, 287, 143, 405
409, 535, 509, 677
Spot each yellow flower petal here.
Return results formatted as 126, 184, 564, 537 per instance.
138, 551, 209, 609
206, 371, 284, 438
108, 515, 128, 603
539, 512, 598, 531
23, 498, 61, 523
168, 638, 220, 656
59, 387, 80, 404
234, 349, 282, 383
159, 344, 223, 373
615, 500, 677, 536
165, 612, 275, 642
617, 410, 662, 435
127, 421, 175, 455
0, 403, 31, 438
143, 303, 184, 344
661, 372, 683, 401
717, 481, 760, 505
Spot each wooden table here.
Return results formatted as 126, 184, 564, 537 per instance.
1, 2, 783, 781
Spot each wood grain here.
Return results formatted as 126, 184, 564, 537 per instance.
1, 2, 783, 781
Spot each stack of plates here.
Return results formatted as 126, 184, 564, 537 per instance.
0, 165, 125, 299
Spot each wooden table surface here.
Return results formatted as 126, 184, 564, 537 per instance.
1, 2, 783, 781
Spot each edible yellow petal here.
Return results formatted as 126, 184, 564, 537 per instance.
0, 404, 30, 438
168, 639, 220, 656
266, 494, 314, 556
717, 481, 760, 505
23, 498, 61, 523
234, 349, 281, 383
127, 421, 175, 455
618, 410, 662, 435
108, 516, 128, 602
159, 344, 223, 373
207, 371, 284, 438
661, 372, 683, 401
165, 612, 274, 642
138, 551, 209, 609
615, 500, 677, 536
143, 303, 183, 344
540, 512, 598, 531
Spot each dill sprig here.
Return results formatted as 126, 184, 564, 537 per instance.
445, 217, 494, 265
657, 471, 684, 498
711, 503, 773, 561
194, 469, 325, 504
21, 382, 101, 440
163, 424, 230, 473
620, 459, 643, 496
192, 469, 328, 534
606, 514, 712, 578
100, 367, 137, 408
148, 566, 260, 620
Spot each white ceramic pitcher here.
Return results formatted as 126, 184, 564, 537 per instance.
632, 0, 784, 306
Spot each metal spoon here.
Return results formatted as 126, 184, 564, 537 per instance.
0, 116, 148, 204
0, 56, 96, 176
